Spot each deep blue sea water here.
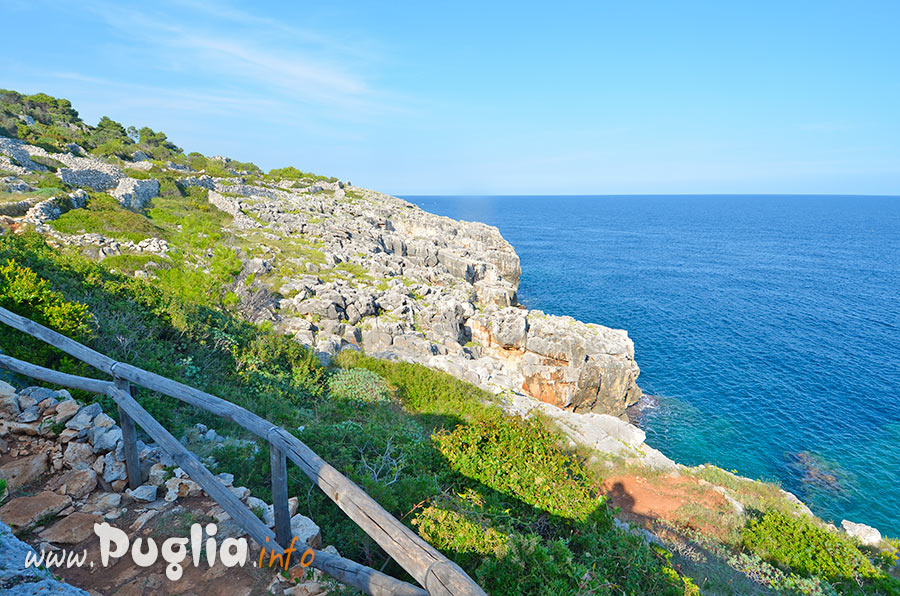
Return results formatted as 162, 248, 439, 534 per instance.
404, 195, 900, 536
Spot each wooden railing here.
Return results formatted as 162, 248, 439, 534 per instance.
0, 306, 486, 596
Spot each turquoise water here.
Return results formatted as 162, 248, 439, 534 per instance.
405, 195, 900, 535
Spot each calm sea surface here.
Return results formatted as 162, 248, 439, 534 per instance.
404, 195, 900, 535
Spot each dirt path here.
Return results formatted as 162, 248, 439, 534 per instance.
602, 472, 733, 539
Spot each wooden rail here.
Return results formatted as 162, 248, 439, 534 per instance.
0, 306, 486, 596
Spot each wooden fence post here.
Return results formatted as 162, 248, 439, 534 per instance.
270, 441, 293, 547
114, 377, 142, 490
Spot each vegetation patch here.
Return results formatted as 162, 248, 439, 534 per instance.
101, 253, 168, 274
742, 510, 898, 594
326, 368, 392, 403
50, 192, 164, 242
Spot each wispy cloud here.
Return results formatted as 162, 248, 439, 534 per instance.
76, 0, 402, 117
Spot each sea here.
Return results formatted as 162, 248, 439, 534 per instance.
404, 195, 900, 536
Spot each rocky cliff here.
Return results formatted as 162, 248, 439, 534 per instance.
1, 134, 642, 419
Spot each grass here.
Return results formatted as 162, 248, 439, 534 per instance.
100, 253, 169, 274
690, 465, 798, 515
335, 261, 371, 280
50, 192, 164, 242
0, 186, 60, 205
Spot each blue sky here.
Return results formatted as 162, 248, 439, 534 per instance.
2, 0, 899, 195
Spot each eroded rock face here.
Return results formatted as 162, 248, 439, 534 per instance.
468, 309, 642, 414
191, 182, 641, 416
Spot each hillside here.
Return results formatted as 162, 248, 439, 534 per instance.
0, 90, 898, 596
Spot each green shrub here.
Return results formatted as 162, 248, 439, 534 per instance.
0, 259, 90, 337
742, 510, 895, 592
434, 416, 603, 522
101, 254, 167, 274
413, 504, 509, 561
0, 257, 92, 375
50, 193, 164, 242
28, 172, 65, 190
475, 533, 692, 596
154, 246, 240, 307
474, 534, 579, 595
326, 368, 392, 403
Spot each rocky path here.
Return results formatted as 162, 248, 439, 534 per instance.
0, 381, 336, 595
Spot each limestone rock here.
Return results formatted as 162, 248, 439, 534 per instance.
284, 582, 326, 596
102, 451, 127, 483
0, 519, 90, 595
165, 477, 202, 501
126, 484, 158, 502
0, 491, 71, 531
841, 520, 883, 547
83, 492, 121, 514
45, 468, 97, 499
53, 399, 81, 424
38, 512, 102, 544
0, 395, 20, 420
65, 403, 102, 431
91, 426, 123, 453
0, 452, 48, 491
112, 177, 159, 210
63, 442, 94, 470
148, 463, 168, 486
289, 514, 322, 548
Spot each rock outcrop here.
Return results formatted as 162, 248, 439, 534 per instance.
22, 189, 87, 224
199, 182, 643, 417
0, 137, 130, 194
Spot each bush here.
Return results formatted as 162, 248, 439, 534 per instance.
742, 510, 898, 593
50, 193, 164, 242
0, 259, 90, 337
326, 368, 392, 403
0, 257, 92, 375
413, 503, 509, 563
434, 416, 603, 523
